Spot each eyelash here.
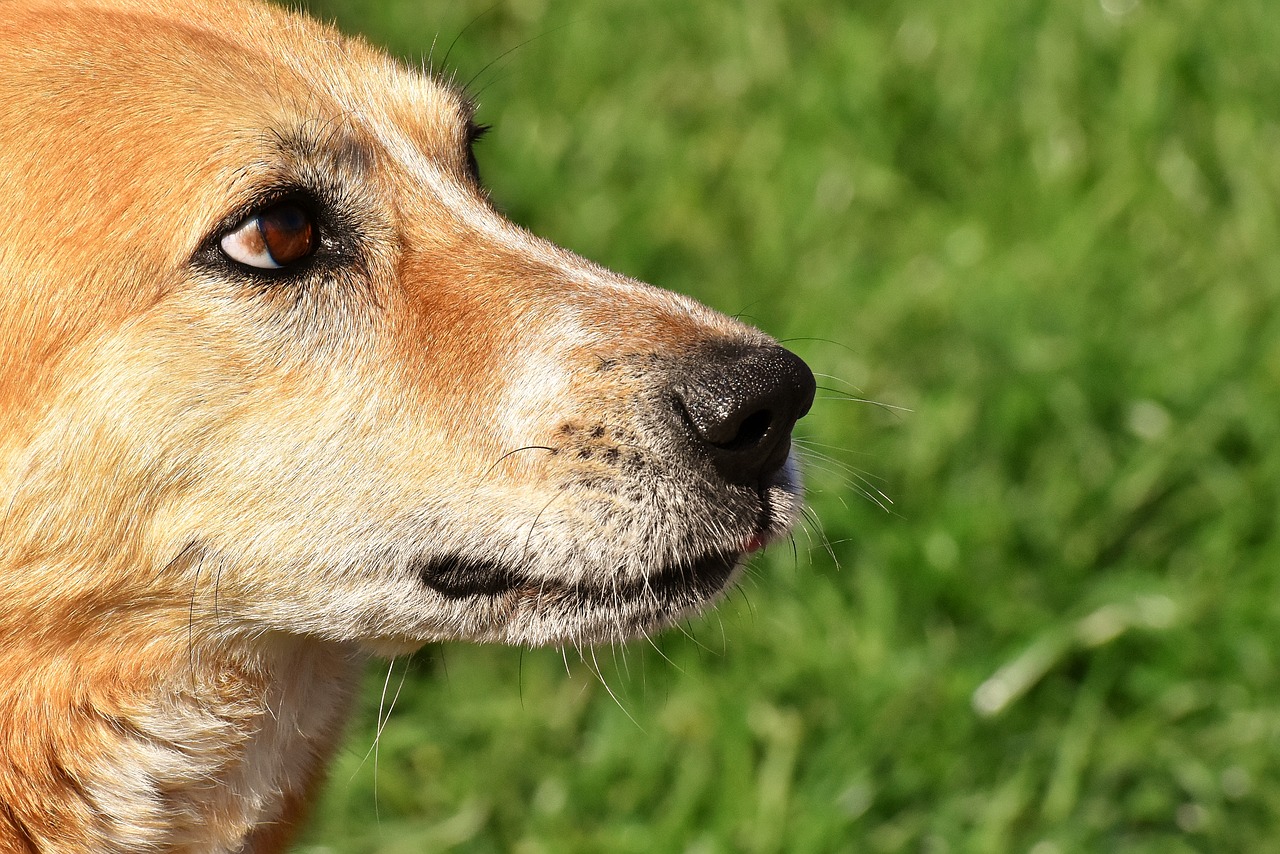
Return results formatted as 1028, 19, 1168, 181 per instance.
465, 123, 491, 182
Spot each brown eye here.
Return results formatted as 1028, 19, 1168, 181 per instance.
219, 203, 316, 270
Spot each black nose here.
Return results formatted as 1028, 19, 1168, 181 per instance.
673, 343, 816, 486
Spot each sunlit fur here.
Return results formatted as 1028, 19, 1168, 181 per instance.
0, 0, 805, 849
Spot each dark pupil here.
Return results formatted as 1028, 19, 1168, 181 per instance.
258, 204, 314, 265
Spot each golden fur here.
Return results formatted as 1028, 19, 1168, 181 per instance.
0, 1, 814, 850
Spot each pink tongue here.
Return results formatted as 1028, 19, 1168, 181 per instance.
745, 533, 768, 553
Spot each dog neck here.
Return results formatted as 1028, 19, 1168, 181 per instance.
0, 624, 361, 853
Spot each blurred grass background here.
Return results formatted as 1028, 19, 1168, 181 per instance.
290, 0, 1280, 850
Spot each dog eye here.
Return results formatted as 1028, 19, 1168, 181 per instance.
465, 122, 490, 184
219, 203, 316, 270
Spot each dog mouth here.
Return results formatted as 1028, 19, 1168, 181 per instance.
403, 475, 797, 644
417, 549, 740, 604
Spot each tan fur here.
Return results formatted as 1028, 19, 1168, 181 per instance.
0, 1, 810, 850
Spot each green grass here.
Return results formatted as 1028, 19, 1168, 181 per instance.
290, 0, 1280, 850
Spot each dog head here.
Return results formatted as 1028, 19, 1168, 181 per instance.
0, 0, 814, 651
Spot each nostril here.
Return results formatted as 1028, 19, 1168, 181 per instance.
671, 394, 774, 452
719, 408, 772, 452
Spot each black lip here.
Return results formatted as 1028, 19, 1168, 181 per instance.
416, 550, 741, 606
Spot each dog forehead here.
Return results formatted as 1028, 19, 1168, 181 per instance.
0, 0, 470, 254
1, 0, 469, 157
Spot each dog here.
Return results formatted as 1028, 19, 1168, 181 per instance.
0, 0, 815, 850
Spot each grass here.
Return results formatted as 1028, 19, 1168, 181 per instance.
289, 0, 1280, 850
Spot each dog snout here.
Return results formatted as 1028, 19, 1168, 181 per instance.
673, 343, 816, 486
